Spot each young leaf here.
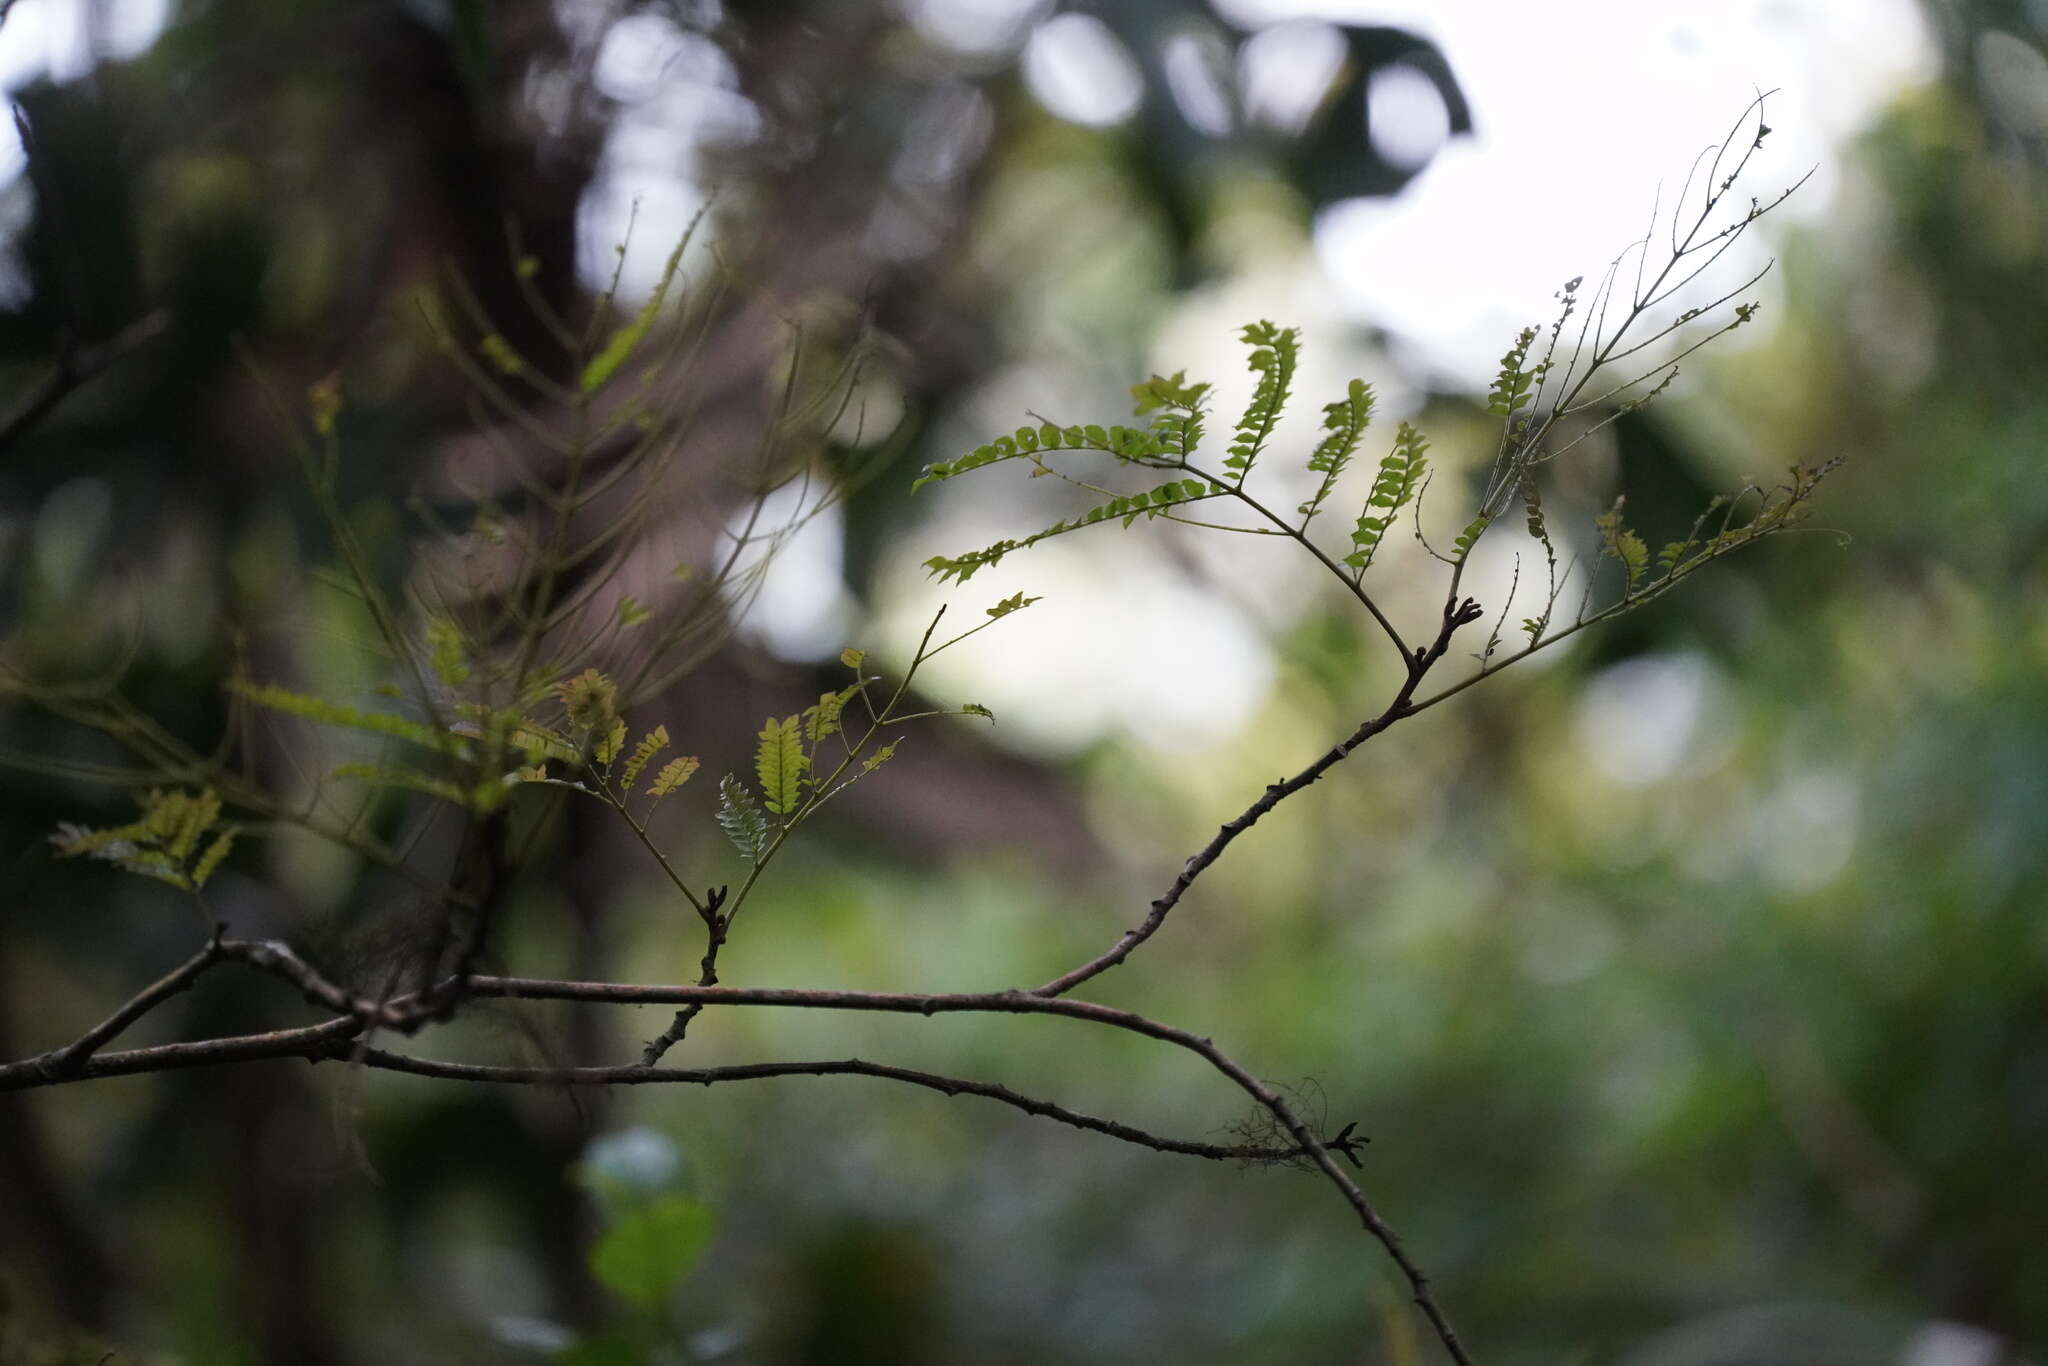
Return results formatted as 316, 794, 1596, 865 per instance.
986, 592, 1041, 619
594, 717, 627, 767
1487, 326, 1542, 417
912, 436, 1031, 491
924, 480, 1218, 584
755, 715, 809, 817
52, 788, 233, 891
804, 687, 855, 743
557, 669, 620, 733
331, 762, 472, 808
616, 596, 651, 628
648, 756, 699, 798
862, 740, 900, 773
228, 681, 454, 754
1343, 423, 1430, 571
839, 648, 865, 671
1298, 378, 1376, 522
620, 726, 670, 789
191, 827, 238, 889
1452, 512, 1492, 561
1224, 322, 1298, 479
426, 617, 470, 685
1595, 496, 1649, 589
715, 775, 770, 862
580, 234, 687, 393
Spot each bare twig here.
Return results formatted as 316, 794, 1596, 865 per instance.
1030, 595, 1485, 999
29, 934, 225, 1080
0, 309, 170, 458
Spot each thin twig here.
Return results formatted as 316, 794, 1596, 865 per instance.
1030, 595, 1484, 999
0, 309, 171, 458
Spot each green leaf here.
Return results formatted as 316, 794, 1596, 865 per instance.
594, 717, 627, 767
1453, 512, 1492, 561
331, 762, 473, 808
580, 236, 688, 393
648, 756, 699, 798
479, 334, 524, 376
861, 740, 899, 774
557, 669, 620, 733
839, 648, 865, 671
1521, 476, 1550, 547
620, 726, 670, 789
1343, 423, 1429, 571
715, 775, 770, 861
959, 703, 994, 722
1595, 496, 1649, 589
755, 715, 809, 817
924, 480, 1217, 584
1298, 378, 1376, 522
1129, 371, 1209, 457
426, 617, 470, 685
804, 687, 855, 743
1224, 321, 1299, 479
51, 788, 233, 891
228, 681, 455, 754
911, 439, 1026, 492
986, 592, 1040, 619
588, 1195, 716, 1313
1486, 325, 1543, 417
616, 596, 651, 628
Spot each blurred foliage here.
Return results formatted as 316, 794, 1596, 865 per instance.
0, 2, 2044, 1365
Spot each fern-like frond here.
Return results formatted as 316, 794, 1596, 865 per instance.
1223, 322, 1298, 480
1595, 496, 1649, 590
1131, 370, 1211, 457
924, 479, 1220, 584
1452, 512, 1493, 562
228, 681, 455, 754
52, 788, 237, 891
755, 715, 809, 817
648, 755, 699, 798
1298, 379, 1376, 523
912, 421, 1172, 493
715, 775, 770, 862
1487, 325, 1544, 417
594, 717, 627, 767
621, 726, 670, 789
804, 687, 856, 744
1343, 423, 1429, 572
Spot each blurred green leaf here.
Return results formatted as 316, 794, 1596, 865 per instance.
588, 1195, 716, 1313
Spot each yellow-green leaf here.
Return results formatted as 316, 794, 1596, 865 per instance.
648, 755, 699, 797
621, 726, 670, 789
191, 827, 238, 888
755, 715, 808, 816
595, 717, 627, 767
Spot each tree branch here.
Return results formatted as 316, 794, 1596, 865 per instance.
0, 309, 170, 459
28, 934, 225, 1081
0, 1017, 363, 1093
339, 1047, 1333, 1165
1029, 595, 1484, 999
